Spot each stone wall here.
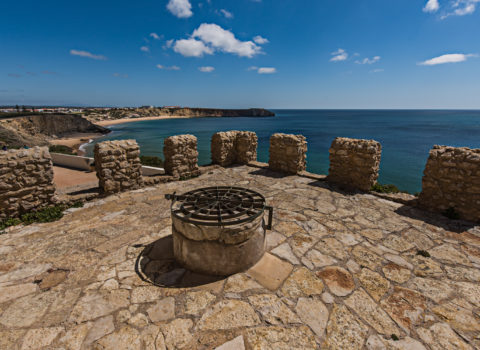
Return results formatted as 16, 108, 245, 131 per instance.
211, 131, 257, 166
327, 137, 382, 191
94, 140, 143, 194
0, 147, 56, 218
164, 134, 200, 179
268, 133, 307, 174
419, 145, 480, 222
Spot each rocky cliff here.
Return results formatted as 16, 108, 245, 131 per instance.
0, 114, 109, 148
86, 107, 275, 122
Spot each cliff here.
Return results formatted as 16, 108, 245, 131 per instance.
85, 107, 275, 122
0, 114, 109, 148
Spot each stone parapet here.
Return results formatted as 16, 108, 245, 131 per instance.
211, 131, 257, 166
0, 147, 56, 218
419, 145, 480, 222
327, 137, 381, 191
268, 133, 307, 174
94, 140, 143, 194
164, 134, 200, 179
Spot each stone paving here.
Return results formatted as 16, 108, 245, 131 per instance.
0, 165, 479, 350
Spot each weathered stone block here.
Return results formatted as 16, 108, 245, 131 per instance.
269, 133, 307, 174
163, 134, 200, 179
327, 137, 381, 191
419, 145, 480, 222
211, 130, 258, 166
0, 147, 56, 218
94, 140, 143, 194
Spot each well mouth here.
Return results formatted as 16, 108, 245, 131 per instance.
165, 186, 272, 276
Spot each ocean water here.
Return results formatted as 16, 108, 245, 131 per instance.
85, 110, 480, 194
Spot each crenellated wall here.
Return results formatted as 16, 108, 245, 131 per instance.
327, 137, 382, 191
94, 140, 143, 194
163, 134, 200, 179
211, 130, 257, 166
0, 147, 56, 218
268, 133, 307, 174
419, 145, 480, 222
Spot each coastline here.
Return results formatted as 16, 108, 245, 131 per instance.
49, 132, 106, 156
95, 115, 194, 127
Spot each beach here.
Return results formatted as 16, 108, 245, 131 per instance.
95, 115, 194, 127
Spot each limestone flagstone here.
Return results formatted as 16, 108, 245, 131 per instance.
0, 164, 478, 349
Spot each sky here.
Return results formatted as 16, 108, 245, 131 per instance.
1, 0, 479, 108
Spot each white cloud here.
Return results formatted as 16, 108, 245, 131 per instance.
150, 33, 160, 40
370, 68, 384, 73
167, 0, 193, 18
156, 64, 181, 70
192, 23, 262, 58
330, 49, 348, 62
140, 46, 150, 53
258, 67, 276, 74
253, 35, 269, 44
173, 38, 214, 57
163, 39, 174, 50
219, 9, 233, 18
199, 66, 215, 72
113, 73, 128, 78
247, 66, 258, 71
418, 53, 477, 65
423, 0, 440, 13
355, 56, 381, 64
70, 49, 107, 60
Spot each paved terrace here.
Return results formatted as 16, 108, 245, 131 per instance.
0, 165, 479, 350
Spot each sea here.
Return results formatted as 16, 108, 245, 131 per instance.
85, 110, 480, 194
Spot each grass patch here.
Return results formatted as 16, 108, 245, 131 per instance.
443, 207, 460, 220
49, 144, 75, 155
371, 183, 401, 194
0, 201, 84, 233
140, 155, 163, 168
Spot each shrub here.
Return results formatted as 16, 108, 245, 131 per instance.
371, 183, 400, 194
0, 201, 84, 233
140, 155, 163, 167
49, 144, 75, 155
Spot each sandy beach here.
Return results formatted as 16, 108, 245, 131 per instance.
95, 115, 194, 126
49, 132, 105, 155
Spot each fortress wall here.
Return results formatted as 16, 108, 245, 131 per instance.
164, 134, 200, 179
94, 140, 143, 194
419, 145, 480, 222
269, 133, 307, 174
327, 137, 382, 191
0, 147, 56, 218
211, 131, 257, 166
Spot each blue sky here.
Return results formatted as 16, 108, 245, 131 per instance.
1, 0, 479, 108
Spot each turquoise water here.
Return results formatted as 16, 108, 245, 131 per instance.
86, 110, 480, 194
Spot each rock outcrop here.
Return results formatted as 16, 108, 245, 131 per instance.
0, 114, 109, 148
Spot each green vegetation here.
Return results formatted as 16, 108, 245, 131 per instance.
391, 334, 399, 341
371, 183, 401, 194
443, 207, 460, 220
0, 202, 84, 233
140, 155, 163, 167
49, 144, 75, 155
417, 250, 431, 258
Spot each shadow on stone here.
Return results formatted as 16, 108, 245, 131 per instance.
307, 179, 360, 197
248, 168, 291, 179
135, 235, 226, 288
395, 205, 476, 233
